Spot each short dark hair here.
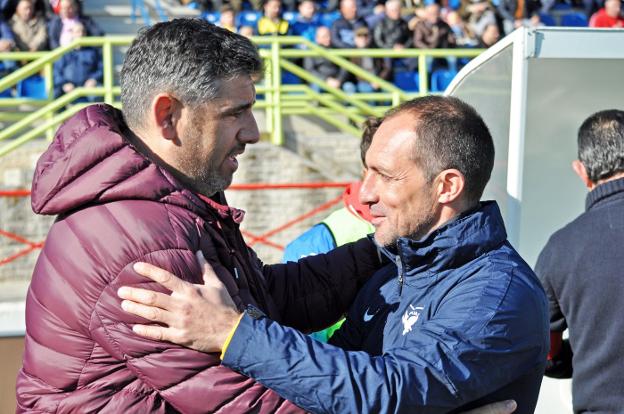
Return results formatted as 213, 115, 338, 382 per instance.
384, 96, 494, 205
120, 19, 262, 130
361, 116, 381, 166
578, 109, 624, 182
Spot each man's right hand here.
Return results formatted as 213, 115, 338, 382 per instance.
463, 400, 517, 414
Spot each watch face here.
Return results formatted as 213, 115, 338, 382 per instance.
246, 305, 265, 320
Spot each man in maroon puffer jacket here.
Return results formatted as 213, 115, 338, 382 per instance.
15, 19, 383, 413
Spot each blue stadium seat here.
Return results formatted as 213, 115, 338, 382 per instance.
202, 11, 220, 24
539, 12, 557, 26
281, 70, 302, 85
320, 11, 340, 27
0, 88, 12, 98
431, 69, 457, 92
552, 2, 572, 10
561, 12, 588, 27
237, 10, 261, 28
393, 70, 419, 92
447, 0, 461, 10
17, 75, 47, 99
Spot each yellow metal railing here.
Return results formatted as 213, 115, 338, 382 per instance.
0, 35, 483, 156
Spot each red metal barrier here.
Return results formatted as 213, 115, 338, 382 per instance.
0, 182, 350, 266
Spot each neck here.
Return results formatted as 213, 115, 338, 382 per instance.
592, 171, 624, 189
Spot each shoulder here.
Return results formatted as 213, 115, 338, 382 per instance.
43, 199, 200, 278
437, 244, 547, 331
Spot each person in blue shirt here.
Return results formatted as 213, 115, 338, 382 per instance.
52, 22, 102, 99
289, 0, 322, 43
0, 17, 17, 78
118, 95, 548, 414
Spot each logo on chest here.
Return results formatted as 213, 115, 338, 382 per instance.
402, 304, 424, 336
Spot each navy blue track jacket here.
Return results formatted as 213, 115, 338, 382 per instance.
222, 201, 549, 413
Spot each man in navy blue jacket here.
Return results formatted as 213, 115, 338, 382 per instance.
119, 96, 548, 414
536, 110, 624, 413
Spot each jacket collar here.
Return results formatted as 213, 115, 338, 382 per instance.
585, 176, 624, 211
378, 201, 507, 276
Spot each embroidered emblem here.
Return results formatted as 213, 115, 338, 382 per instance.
402, 305, 424, 335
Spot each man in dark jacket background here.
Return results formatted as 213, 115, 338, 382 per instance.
535, 109, 624, 414
16, 19, 384, 413
119, 96, 549, 413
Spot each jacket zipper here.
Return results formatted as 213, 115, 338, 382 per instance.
395, 255, 404, 295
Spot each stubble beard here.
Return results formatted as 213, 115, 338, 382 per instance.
175, 125, 232, 197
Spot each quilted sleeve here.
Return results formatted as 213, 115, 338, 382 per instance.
91, 248, 297, 414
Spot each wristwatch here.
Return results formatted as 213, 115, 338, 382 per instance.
244, 304, 266, 320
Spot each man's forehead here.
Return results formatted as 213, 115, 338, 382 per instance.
368, 121, 417, 164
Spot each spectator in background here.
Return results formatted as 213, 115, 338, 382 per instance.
290, 0, 321, 43
217, 4, 236, 32
331, 0, 368, 48
48, 0, 103, 49
446, 11, 478, 47
373, 0, 411, 50
53, 22, 102, 99
0, 17, 17, 78
535, 110, 624, 414
9, 0, 47, 51
589, 0, 624, 27
411, 3, 456, 49
342, 26, 391, 94
303, 26, 345, 90
461, 0, 497, 41
410, 3, 455, 71
239, 24, 254, 37
478, 22, 500, 47
257, 0, 289, 36
495, 0, 542, 34
1, 0, 50, 20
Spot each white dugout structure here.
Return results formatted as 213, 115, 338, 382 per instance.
447, 27, 624, 413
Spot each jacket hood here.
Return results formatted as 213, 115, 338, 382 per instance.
31, 104, 209, 216
380, 201, 508, 275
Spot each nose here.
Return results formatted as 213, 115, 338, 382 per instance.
359, 169, 378, 207
239, 112, 260, 145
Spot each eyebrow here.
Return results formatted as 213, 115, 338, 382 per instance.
220, 101, 255, 116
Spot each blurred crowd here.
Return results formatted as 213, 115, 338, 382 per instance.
0, 0, 103, 97
1, 0, 621, 99
192, 0, 622, 92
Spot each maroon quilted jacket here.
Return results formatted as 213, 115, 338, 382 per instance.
16, 104, 381, 413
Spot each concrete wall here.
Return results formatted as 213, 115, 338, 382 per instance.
0, 129, 361, 291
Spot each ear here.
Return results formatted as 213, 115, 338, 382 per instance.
151, 93, 181, 141
435, 169, 465, 205
572, 160, 594, 190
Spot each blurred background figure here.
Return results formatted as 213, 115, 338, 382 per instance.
478, 22, 500, 47
217, 4, 236, 31
303, 26, 345, 90
342, 26, 391, 94
290, 0, 321, 43
8, 0, 47, 51
589, 0, 623, 27
47, 0, 103, 49
495, 0, 542, 34
239, 24, 254, 37
373, 0, 411, 50
52, 22, 102, 100
461, 0, 497, 43
257, 0, 290, 36
446, 11, 478, 46
0, 17, 17, 78
331, 0, 368, 48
